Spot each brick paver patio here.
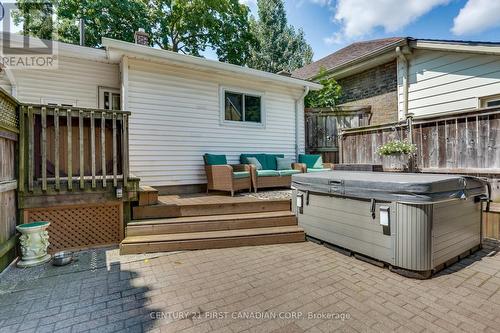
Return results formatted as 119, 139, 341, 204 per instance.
0, 240, 499, 333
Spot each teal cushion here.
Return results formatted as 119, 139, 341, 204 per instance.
233, 171, 250, 179
241, 154, 268, 169
308, 168, 331, 172
204, 153, 227, 165
278, 169, 301, 176
256, 170, 280, 177
299, 154, 322, 169
266, 154, 284, 170
276, 157, 292, 170
246, 157, 262, 170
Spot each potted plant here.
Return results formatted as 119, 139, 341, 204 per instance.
377, 140, 417, 171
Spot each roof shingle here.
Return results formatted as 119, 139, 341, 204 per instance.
291, 37, 406, 80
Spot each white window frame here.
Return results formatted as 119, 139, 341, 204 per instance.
479, 94, 500, 108
98, 86, 121, 110
219, 86, 266, 128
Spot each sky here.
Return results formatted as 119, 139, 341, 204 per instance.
241, 0, 500, 61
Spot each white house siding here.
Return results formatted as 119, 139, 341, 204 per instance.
127, 58, 305, 187
7, 56, 119, 108
398, 49, 500, 119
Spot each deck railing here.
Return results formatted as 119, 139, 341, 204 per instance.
19, 105, 130, 193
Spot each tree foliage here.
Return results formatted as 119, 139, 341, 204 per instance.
13, 0, 55, 40
247, 0, 313, 73
150, 0, 255, 65
305, 68, 343, 108
12, 0, 254, 65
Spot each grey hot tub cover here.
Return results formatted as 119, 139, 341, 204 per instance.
292, 171, 487, 203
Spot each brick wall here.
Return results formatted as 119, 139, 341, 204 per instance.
336, 61, 398, 125
340, 91, 398, 125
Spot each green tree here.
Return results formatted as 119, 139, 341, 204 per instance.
13, 0, 55, 40
150, 0, 254, 65
305, 68, 342, 108
12, 0, 254, 65
248, 0, 313, 73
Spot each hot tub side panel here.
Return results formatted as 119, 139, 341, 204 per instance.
296, 192, 395, 265
394, 203, 433, 271
432, 199, 481, 268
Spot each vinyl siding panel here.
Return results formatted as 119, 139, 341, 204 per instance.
398, 49, 500, 118
8, 56, 119, 108
127, 58, 304, 186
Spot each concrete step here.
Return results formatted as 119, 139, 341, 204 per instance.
126, 211, 297, 236
120, 226, 305, 254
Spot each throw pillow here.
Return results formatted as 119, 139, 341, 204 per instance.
276, 157, 292, 170
247, 157, 263, 170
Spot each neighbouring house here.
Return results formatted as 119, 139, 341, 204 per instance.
0, 33, 320, 192
293, 37, 500, 125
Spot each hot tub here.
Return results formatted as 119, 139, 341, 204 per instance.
292, 171, 488, 278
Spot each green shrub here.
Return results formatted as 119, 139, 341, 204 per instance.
377, 140, 416, 156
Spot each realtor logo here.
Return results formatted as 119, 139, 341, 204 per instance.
0, 1, 58, 69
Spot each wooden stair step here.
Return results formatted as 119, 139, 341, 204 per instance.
138, 185, 159, 206
120, 226, 305, 254
126, 211, 297, 236
133, 199, 291, 220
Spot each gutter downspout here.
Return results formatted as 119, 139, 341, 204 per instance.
396, 46, 410, 120
295, 86, 310, 160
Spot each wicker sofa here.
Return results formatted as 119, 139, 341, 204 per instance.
203, 154, 252, 196
240, 153, 303, 192
296, 154, 333, 173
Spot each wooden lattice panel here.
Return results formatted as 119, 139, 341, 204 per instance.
26, 202, 123, 252
0, 93, 18, 131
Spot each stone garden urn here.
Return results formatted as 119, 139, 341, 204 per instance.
16, 222, 51, 267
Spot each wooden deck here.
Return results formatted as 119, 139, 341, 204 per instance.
121, 191, 304, 254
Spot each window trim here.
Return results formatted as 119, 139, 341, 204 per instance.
479, 94, 500, 108
219, 86, 265, 128
98, 86, 121, 110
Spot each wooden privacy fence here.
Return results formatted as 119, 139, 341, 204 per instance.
305, 106, 371, 163
19, 105, 130, 194
340, 107, 500, 172
0, 90, 19, 272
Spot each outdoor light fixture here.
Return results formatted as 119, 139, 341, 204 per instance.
116, 187, 123, 199
296, 193, 304, 214
379, 206, 390, 227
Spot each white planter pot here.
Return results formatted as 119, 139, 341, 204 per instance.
16, 222, 51, 267
383, 154, 409, 172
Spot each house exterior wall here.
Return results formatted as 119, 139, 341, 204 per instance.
0, 56, 119, 108
398, 49, 500, 119
126, 58, 305, 187
336, 61, 398, 125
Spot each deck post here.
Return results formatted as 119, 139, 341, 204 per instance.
67, 109, 72, 190
101, 112, 106, 188
18, 106, 25, 193
112, 113, 117, 187
41, 106, 47, 191
27, 106, 33, 192
54, 108, 60, 190
79, 110, 84, 189
122, 114, 128, 187
91, 111, 96, 189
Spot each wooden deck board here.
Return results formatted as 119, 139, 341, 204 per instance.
122, 226, 303, 243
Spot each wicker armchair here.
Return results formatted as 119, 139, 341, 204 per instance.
204, 154, 252, 196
